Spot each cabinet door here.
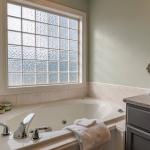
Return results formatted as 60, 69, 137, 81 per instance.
126, 125, 150, 150
127, 104, 150, 132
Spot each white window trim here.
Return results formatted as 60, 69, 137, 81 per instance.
0, 0, 87, 95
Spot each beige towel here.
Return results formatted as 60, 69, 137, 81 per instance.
65, 120, 111, 150
74, 118, 97, 127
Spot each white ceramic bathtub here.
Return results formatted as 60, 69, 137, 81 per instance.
2, 98, 125, 132
0, 98, 125, 150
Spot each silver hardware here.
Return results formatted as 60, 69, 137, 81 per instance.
0, 122, 10, 136
32, 129, 39, 140
13, 113, 35, 139
31, 127, 52, 140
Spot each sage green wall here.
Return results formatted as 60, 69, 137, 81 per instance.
89, 0, 150, 88
49, 0, 89, 12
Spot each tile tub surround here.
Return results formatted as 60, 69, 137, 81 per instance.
0, 84, 87, 106
88, 82, 150, 107
0, 82, 149, 107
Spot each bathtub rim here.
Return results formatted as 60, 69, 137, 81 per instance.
18, 119, 125, 150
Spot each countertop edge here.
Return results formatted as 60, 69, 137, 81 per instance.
123, 94, 150, 109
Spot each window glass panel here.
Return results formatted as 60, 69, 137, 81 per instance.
8, 45, 22, 59
48, 50, 58, 61
22, 7, 35, 20
59, 51, 68, 61
60, 27, 68, 39
23, 33, 35, 46
8, 31, 21, 45
60, 39, 68, 50
23, 60, 36, 72
60, 16, 68, 27
69, 19, 78, 29
70, 40, 78, 51
36, 35, 48, 48
70, 72, 78, 82
23, 73, 35, 85
7, 3, 80, 86
49, 37, 59, 49
8, 59, 22, 72
7, 3, 21, 17
36, 48, 48, 60
49, 73, 58, 83
69, 51, 78, 61
23, 47, 35, 59
49, 14, 58, 25
36, 10, 48, 23
9, 73, 22, 86
48, 62, 58, 71
36, 61, 48, 72
69, 62, 78, 71
60, 73, 68, 83
70, 29, 78, 40
23, 20, 35, 33
8, 17, 21, 31
36, 23, 48, 35
36, 73, 47, 84
60, 62, 68, 71
49, 25, 59, 37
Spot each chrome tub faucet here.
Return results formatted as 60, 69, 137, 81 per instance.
13, 113, 35, 139
0, 122, 10, 136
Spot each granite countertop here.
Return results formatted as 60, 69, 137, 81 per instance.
123, 94, 150, 108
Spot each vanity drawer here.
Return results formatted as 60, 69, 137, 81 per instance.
127, 104, 150, 132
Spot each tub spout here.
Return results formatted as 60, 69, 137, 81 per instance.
13, 113, 35, 139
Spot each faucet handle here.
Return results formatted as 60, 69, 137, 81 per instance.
32, 129, 39, 140
0, 122, 10, 136
31, 126, 52, 140
2, 125, 10, 136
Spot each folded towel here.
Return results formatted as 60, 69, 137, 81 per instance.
74, 118, 97, 127
65, 120, 111, 150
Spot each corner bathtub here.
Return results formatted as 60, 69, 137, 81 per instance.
3, 98, 124, 131
0, 98, 125, 150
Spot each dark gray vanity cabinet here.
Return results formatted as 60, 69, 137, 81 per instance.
126, 104, 150, 150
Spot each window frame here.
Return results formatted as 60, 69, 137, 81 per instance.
1, 0, 87, 94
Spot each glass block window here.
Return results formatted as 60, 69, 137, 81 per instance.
7, 3, 80, 87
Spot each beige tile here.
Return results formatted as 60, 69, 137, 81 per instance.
0, 95, 17, 106
16, 93, 42, 106
88, 82, 150, 106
